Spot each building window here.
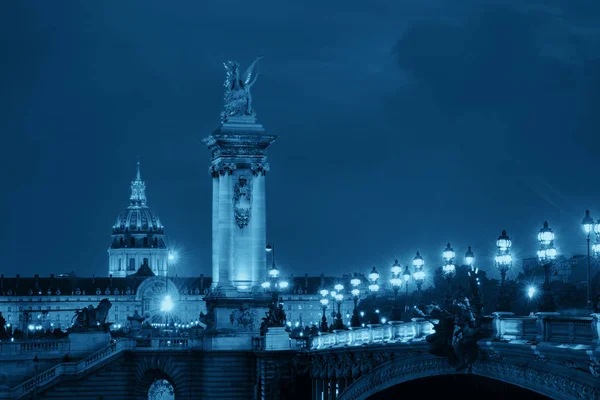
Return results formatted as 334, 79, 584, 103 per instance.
143, 257, 149, 266
129, 258, 136, 270
143, 237, 148, 246
7, 307, 11, 312
7, 315, 11, 321
118, 259, 122, 271
127, 306, 130, 312
115, 306, 118, 312
115, 314, 119, 321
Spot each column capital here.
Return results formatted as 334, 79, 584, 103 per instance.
251, 162, 270, 176
210, 162, 238, 177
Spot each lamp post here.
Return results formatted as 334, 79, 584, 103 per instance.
266, 243, 275, 277
537, 221, 558, 312
495, 230, 513, 312
465, 246, 483, 318
33, 355, 39, 399
412, 252, 425, 293
581, 210, 594, 310
442, 243, 456, 309
368, 266, 380, 325
350, 274, 361, 328
319, 289, 329, 332
333, 283, 346, 330
594, 220, 600, 311
262, 261, 288, 320
390, 260, 403, 321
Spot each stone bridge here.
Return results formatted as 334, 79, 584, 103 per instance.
2, 313, 600, 400
306, 313, 600, 400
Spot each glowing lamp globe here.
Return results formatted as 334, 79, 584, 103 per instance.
464, 246, 474, 266
261, 281, 271, 289
368, 266, 379, 283
320, 298, 329, 307
496, 230, 512, 251
594, 220, 600, 235
334, 283, 344, 292
160, 295, 175, 312
443, 243, 455, 262
442, 264, 456, 276
390, 277, 402, 288
582, 210, 594, 235
350, 276, 361, 287
279, 280, 289, 290
537, 249, 547, 260
413, 270, 425, 282
527, 286, 536, 299
368, 283, 380, 293
546, 247, 557, 259
593, 242, 600, 256
268, 265, 279, 278
351, 288, 360, 297
537, 221, 555, 245
391, 260, 401, 276
319, 289, 329, 297
412, 252, 424, 268
403, 265, 411, 282
335, 293, 344, 302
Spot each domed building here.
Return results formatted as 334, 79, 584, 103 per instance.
108, 161, 169, 277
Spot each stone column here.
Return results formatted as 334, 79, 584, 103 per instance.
211, 166, 220, 287
250, 164, 268, 287
218, 164, 236, 290
323, 380, 329, 400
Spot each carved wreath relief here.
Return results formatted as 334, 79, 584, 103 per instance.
233, 176, 252, 229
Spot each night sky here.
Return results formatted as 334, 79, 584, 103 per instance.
1, 1, 599, 280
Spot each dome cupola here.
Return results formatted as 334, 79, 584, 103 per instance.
108, 160, 169, 277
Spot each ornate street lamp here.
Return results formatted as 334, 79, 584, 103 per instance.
390, 260, 403, 321
412, 252, 425, 292
350, 274, 362, 328
582, 210, 594, 310
403, 265, 411, 296
495, 230, 513, 312
367, 266, 380, 324
442, 243, 456, 308
333, 289, 346, 330
537, 221, 558, 312
319, 295, 329, 333
465, 246, 483, 318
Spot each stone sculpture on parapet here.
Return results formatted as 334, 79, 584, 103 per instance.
70, 298, 112, 332
220, 56, 263, 123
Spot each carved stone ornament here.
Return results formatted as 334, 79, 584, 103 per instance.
221, 163, 237, 176
333, 355, 600, 400
229, 305, 258, 332
251, 162, 270, 176
233, 176, 252, 229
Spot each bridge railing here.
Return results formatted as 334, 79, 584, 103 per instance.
0, 340, 70, 356
2, 338, 137, 400
493, 312, 600, 344
310, 318, 434, 350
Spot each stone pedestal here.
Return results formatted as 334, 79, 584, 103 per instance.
492, 312, 515, 339
68, 331, 111, 358
264, 327, 289, 351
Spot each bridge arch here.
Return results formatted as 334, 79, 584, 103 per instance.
337, 355, 599, 400
134, 354, 184, 400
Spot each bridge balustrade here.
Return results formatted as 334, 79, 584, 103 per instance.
0, 340, 70, 356
493, 312, 600, 344
310, 318, 435, 350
